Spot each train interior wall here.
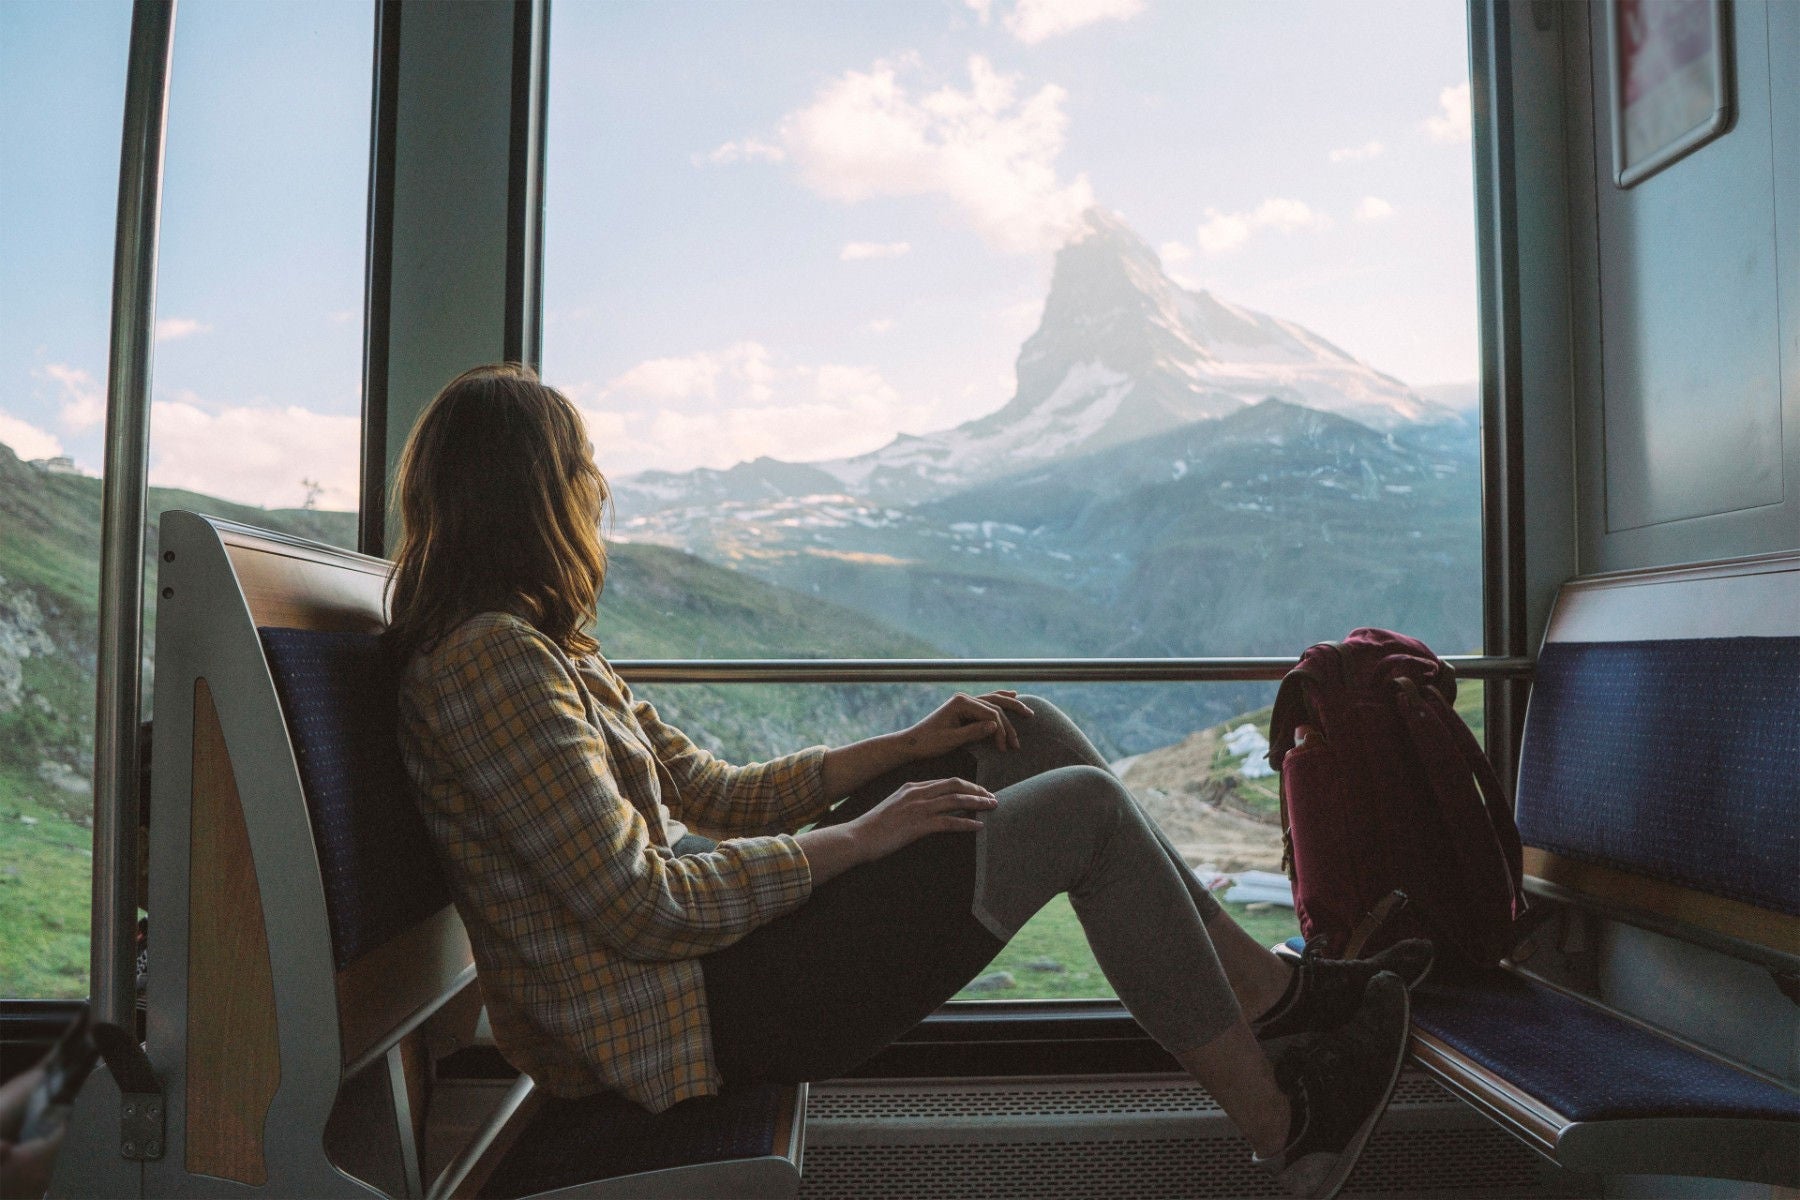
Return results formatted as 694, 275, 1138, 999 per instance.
1529, 2, 1798, 1195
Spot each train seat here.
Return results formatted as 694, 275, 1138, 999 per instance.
112, 511, 805, 1199
1403, 552, 1800, 1187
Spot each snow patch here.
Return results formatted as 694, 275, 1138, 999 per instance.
1222, 724, 1274, 778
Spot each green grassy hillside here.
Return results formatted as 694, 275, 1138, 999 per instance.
597, 541, 954, 763
0, 445, 361, 995
0, 443, 952, 994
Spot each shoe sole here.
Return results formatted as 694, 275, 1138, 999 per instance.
1400, 953, 1434, 992
1278, 978, 1412, 1200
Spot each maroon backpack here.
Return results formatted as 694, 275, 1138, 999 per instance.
1266, 628, 1529, 967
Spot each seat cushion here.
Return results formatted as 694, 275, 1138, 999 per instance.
1413, 968, 1800, 1124
477, 1083, 791, 1198
260, 627, 450, 968
1516, 636, 1800, 915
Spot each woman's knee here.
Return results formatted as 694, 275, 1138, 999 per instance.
1011, 696, 1107, 763
1015, 694, 1075, 737
1000, 764, 1134, 837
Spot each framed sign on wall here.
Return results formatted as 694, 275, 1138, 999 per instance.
1607, 0, 1733, 187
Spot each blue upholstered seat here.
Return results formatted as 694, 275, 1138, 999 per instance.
476, 1083, 791, 1198
1413, 969, 1800, 1124
1516, 636, 1800, 916
259, 627, 450, 969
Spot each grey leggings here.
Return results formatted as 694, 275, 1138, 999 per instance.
701, 697, 1242, 1082
966, 697, 1235, 1054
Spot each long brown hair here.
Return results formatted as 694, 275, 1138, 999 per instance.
383, 363, 608, 662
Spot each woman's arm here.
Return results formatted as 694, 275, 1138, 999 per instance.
627, 679, 1031, 837
415, 618, 817, 961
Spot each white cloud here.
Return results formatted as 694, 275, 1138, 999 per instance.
965, 0, 994, 24
606, 352, 729, 402
994, 296, 1043, 331
1196, 198, 1330, 255
1005, 0, 1145, 44
865, 318, 897, 333
576, 344, 958, 476
36, 363, 105, 430
328, 308, 358, 325
1355, 196, 1395, 221
1196, 211, 1252, 255
1254, 198, 1328, 232
1425, 82, 1472, 144
775, 54, 1093, 254
148, 397, 359, 509
840, 240, 912, 261
1158, 240, 1194, 265
1329, 140, 1385, 164
0, 410, 64, 460
154, 316, 212, 342
697, 138, 787, 166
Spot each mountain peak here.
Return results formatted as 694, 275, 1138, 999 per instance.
1071, 206, 1162, 262
616, 212, 1453, 512
1013, 208, 1209, 396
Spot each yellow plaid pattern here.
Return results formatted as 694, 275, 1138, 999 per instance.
396, 612, 831, 1111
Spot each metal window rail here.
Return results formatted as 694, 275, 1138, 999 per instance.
611, 656, 1534, 685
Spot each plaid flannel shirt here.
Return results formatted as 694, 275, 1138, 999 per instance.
396, 611, 833, 1111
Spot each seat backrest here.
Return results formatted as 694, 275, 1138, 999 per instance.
1516, 552, 1799, 957
141, 511, 474, 1198
259, 628, 451, 971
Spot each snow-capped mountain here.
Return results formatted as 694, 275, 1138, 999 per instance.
615, 208, 1452, 514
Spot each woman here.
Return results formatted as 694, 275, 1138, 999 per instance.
386, 364, 1430, 1200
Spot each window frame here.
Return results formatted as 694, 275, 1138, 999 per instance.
523, 0, 1532, 1033
2, 1, 1529, 1046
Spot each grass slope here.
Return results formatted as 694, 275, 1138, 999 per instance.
0, 447, 360, 996
0, 445, 954, 994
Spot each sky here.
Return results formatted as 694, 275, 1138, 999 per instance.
2, 0, 1478, 511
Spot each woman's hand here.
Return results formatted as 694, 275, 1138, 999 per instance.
795, 777, 997, 884
904, 690, 1034, 756
815, 691, 1029, 820
850, 777, 997, 861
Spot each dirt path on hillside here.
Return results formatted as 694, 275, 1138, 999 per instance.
1115, 729, 1285, 873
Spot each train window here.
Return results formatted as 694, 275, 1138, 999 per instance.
0, 0, 370, 999
549, 0, 1482, 1000
0, 1, 132, 999
150, 0, 371, 525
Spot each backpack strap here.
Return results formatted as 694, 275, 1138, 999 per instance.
1393, 677, 1530, 958
1266, 667, 1316, 770
1343, 890, 1410, 960
1268, 650, 1337, 879
1422, 685, 1535, 951
1411, 682, 1527, 898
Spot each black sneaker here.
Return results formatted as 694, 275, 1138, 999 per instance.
1254, 936, 1434, 1042
1254, 970, 1411, 1199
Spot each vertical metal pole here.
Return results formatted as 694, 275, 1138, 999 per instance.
503, 0, 550, 370
1471, 0, 1529, 790
359, 0, 403, 559
91, 0, 177, 1033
